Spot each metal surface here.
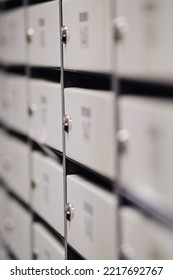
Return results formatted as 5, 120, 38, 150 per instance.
26, 27, 34, 43
66, 203, 74, 221
63, 114, 72, 133
32, 246, 39, 260
59, 0, 68, 260
113, 17, 129, 41
61, 25, 70, 44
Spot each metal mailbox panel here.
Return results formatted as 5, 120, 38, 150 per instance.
0, 72, 8, 125
0, 244, 9, 260
63, 0, 113, 72
117, 0, 173, 82
32, 152, 64, 236
121, 207, 153, 259
2, 192, 11, 245
8, 199, 32, 260
116, 0, 149, 79
2, 136, 30, 204
33, 223, 64, 260
65, 88, 115, 179
148, 221, 173, 259
121, 207, 173, 259
119, 96, 173, 211
0, 130, 7, 179
29, 79, 62, 151
1, 75, 28, 135
28, 0, 60, 67
67, 175, 117, 260
0, 187, 3, 235
0, 13, 7, 63
5, 8, 26, 64
0, 186, 6, 238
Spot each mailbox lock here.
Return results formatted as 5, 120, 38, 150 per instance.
66, 203, 74, 221
121, 243, 135, 260
2, 93, 12, 108
4, 217, 15, 230
32, 246, 39, 260
28, 103, 37, 116
113, 17, 129, 41
31, 175, 40, 189
61, 25, 70, 44
2, 155, 13, 170
63, 114, 72, 133
26, 27, 34, 43
117, 129, 129, 154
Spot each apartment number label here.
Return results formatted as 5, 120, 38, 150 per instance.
81, 106, 92, 143
40, 95, 47, 126
38, 18, 46, 48
83, 201, 94, 242
43, 172, 50, 205
79, 11, 89, 48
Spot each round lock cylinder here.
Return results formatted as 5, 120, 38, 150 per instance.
32, 246, 39, 260
28, 103, 37, 116
26, 27, 34, 43
61, 25, 70, 44
63, 114, 72, 133
117, 129, 130, 154
121, 243, 136, 260
31, 175, 40, 189
66, 203, 74, 221
4, 217, 15, 231
113, 17, 129, 41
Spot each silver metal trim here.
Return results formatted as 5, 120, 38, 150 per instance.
59, 0, 68, 260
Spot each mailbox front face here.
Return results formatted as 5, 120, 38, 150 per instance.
121, 207, 173, 260
7, 198, 32, 260
32, 151, 64, 236
1, 75, 28, 135
28, 0, 60, 67
1, 137, 30, 204
5, 8, 26, 64
63, 0, 113, 72
65, 88, 116, 179
67, 175, 117, 260
120, 96, 173, 210
29, 79, 62, 151
33, 223, 64, 260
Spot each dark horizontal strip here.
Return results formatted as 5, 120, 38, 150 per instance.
5, 65, 26, 75
31, 140, 63, 164
5, 127, 29, 144
67, 244, 85, 260
2, 125, 62, 164
119, 187, 173, 231
0, 2, 6, 11
28, 0, 55, 6
0, 177, 7, 189
0, 122, 7, 130
119, 78, 173, 98
64, 70, 112, 91
33, 212, 65, 244
46, 145, 63, 162
30, 67, 61, 83
5, 0, 23, 10
7, 188, 31, 212
66, 157, 115, 193
6, 248, 17, 260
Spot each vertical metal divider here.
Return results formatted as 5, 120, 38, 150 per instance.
0, 1, 8, 258
113, 75, 122, 260
59, 0, 68, 260
111, 0, 122, 260
23, 0, 34, 260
